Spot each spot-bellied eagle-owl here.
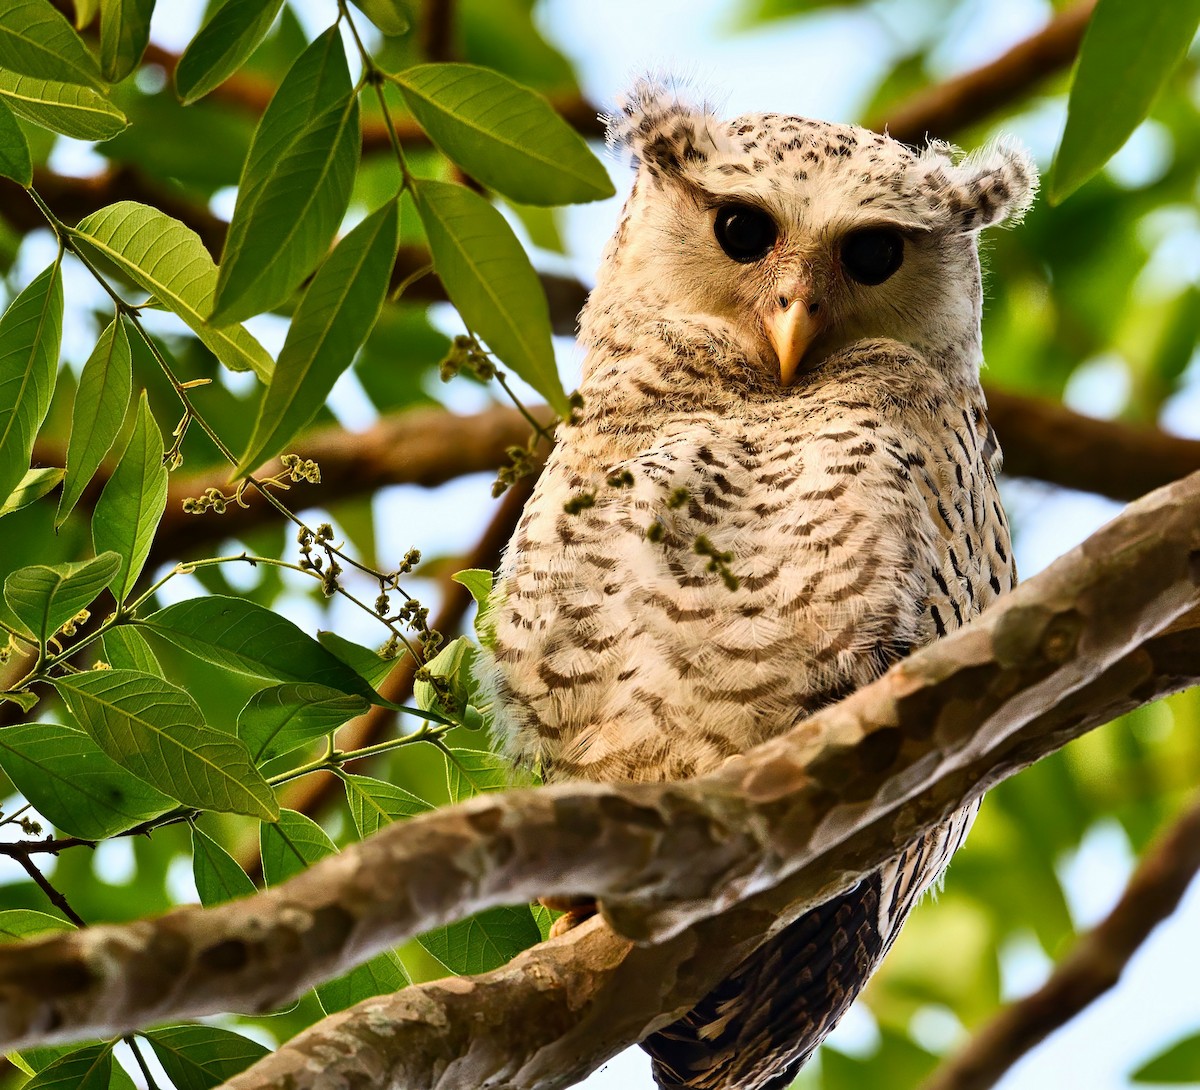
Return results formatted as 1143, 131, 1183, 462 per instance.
482, 82, 1037, 1090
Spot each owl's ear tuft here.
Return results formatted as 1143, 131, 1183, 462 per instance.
604, 78, 721, 179
922, 138, 1039, 231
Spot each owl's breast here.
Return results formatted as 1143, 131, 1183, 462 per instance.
483, 396, 981, 784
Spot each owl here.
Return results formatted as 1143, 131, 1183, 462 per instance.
482, 81, 1036, 1090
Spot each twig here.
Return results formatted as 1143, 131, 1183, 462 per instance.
12, 855, 86, 928
921, 792, 1200, 1090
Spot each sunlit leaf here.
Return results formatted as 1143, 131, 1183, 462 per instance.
98, 0, 155, 83
70, 202, 273, 380
1050, 0, 1200, 202
395, 63, 613, 205
0, 69, 127, 140
418, 906, 541, 976
175, 0, 285, 106
444, 746, 509, 803
0, 0, 104, 91
101, 625, 161, 674
316, 946, 408, 1014
0, 722, 174, 838
91, 392, 166, 605
236, 199, 398, 474
0, 908, 73, 939
191, 825, 256, 907
54, 668, 279, 820
351, 0, 409, 36
22, 1043, 112, 1090
238, 682, 368, 764
213, 28, 360, 323
139, 595, 387, 704
57, 316, 132, 527
145, 1024, 269, 1090
0, 259, 62, 509
0, 97, 32, 185
261, 807, 334, 883
343, 773, 431, 837
412, 179, 567, 414
317, 630, 395, 688
0, 466, 62, 517
1132, 1030, 1200, 1083
414, 635, 485, 730
3, 551, 121, 645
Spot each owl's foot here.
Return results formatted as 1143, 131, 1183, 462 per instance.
540, 895, 597, 937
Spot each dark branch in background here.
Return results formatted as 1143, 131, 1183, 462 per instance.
31, 396, 1200, 573
868, 0, 1096, 144
922, 792, 1200, 1090
0, 471, 1194, 1057
240, 477, 537, 881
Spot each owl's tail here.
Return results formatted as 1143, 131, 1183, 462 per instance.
641, 806, 978, 1090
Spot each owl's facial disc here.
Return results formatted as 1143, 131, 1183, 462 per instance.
765, 290, 823, 385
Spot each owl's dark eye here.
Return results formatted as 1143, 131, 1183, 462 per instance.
714, 204, 777, 263
841, 228, 904, 285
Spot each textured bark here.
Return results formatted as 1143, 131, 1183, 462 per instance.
0, 471, 1195, 1055
921, 791, 1200, 1090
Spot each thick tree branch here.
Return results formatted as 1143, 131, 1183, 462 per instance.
868, 1, 1096, 145
922, 792, 1200, 1090
0, 471, 1194, 1052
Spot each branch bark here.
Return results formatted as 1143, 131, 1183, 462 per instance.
0, 470, 1195, 1055
921, 791, 1200, 1090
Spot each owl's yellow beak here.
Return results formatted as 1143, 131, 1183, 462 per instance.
766, 297, 822, 386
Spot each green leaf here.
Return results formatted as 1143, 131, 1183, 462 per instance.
213, 31, 360, 323
139, 596, 386, 704
190, 824, 256, 907
23, 1044, 113, 1090
0, 260, 62, 511
3, 551, 121, 645
91, 392, 166, 605
350, 0, 409, 36
316, 947, 408, 1013
0, 0, 104, 91
0, 97, 32, 185
238, 682, 368, 764
1050, 0, 1200, 202
343, 773, 431, 837
412, 179, 567, 414
54, 669, 279, 820
394, 64, 613, 206
0, 908, 73, 940
98, 0, 155, 83
317, 630, 394, 688
444, 745, 509, 803
175, 0, 285, 106
260, 807, 334, 883
144, 1024, 269, 1090
236, 199, 398, 474
418, 906, 541, 976
70, 202, 273, 380
0, 466, 63, 517
414, 635, 485, 729
1132, 1030, 1200, 1082
0, 722, 173, 839
57, 317, 132, 527
0, 70, 127, 140
101, 625, 161, 674
452, 567, 493, 605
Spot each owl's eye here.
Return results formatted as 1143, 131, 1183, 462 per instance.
714, 204, 777, 263
841, 228, 904, 285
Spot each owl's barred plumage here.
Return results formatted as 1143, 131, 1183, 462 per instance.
482, 81, 1036, 1089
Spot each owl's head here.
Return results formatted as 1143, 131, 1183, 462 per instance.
586, 80, 1037, 388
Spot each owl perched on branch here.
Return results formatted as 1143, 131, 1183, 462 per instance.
484, 81, 1036, 1090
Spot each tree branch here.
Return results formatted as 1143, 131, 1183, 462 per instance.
921, 791, 1200, 1090
868, 1, 1096, 145
0, 470, 1194, 1053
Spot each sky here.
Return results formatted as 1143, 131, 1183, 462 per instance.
7, 1, 1200, 1088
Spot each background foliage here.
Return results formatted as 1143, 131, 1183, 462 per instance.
0, 0, 1197, 1088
